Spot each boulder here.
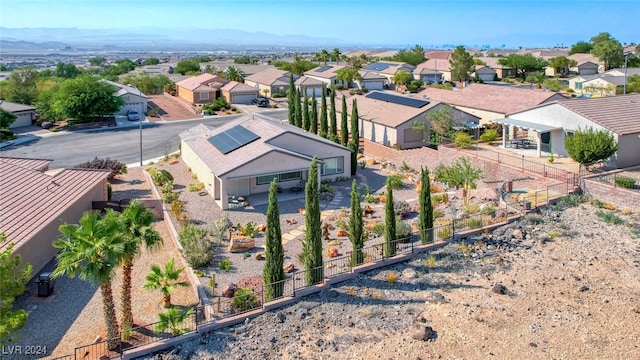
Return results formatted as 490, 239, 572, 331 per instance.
228, 236, 255, 253
326, 248, 339, 258
222, 283, 238, 298
255, 252, 265, 260
283, 263, 295, 273
410, 314, 437, 341
492, 284, 507, 295
512, 229, 524, 240
402, 268, 417, 279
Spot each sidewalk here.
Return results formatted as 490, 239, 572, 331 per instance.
0, 116, 150, 149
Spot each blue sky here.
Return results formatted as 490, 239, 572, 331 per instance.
2, 0, 639, 47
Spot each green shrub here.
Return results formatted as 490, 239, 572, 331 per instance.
462, 203, 480, 215
400, 161, 412, 172
386, 174, 404, 190
432, 193, 449, 204
453, 132, 473, 149
595, 210, 625, 225
161, 182, 174, 194
480, 204, 496, 216
237, 221, 260, 238
218, 258, 232, 272
590, 198, 605, 208
480, 129, 499, 142
188, 183, 205, 192
179, 224, 213, 268
559, 193, 585, 208
364, 193, 380, 203
614, 176, 636, 189
272, 93, 285, 98
163, 191, 179, 204
152, 169, 174, 186
437, 226, 452, 239
393, 200, 412, 218
231, 288, 259, 312
466, 218, 483, 229
433, 209, 444, 218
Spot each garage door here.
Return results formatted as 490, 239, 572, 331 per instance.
231, 93, 256, 104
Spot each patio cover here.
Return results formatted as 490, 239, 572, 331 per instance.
492, 118, 560, 133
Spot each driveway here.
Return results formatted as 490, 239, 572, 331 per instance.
146, 94, 201, 122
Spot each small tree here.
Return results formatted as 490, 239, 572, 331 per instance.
143, 258, 189, 308
384, 181, 397, 258
329, 89, 338, 142
294, 89, 302, 128
0, 109, 17, 141
449, 45, 475, 84
391, 70, 413, 85
302, 94, 310, 131
320, 85, 328, 138
302, 157, 323, 285
347, 180, 364, 266
178, 224, 213, 268
287, 74, 295, 125
434, 157, 483, 205
340, 95, 349, 146
310, 94, 318, 135
155, 306, 194, 336
419, 167, 434, 244
565, 127, 618, 169
263, 180, 285, 301
0, 234, 32, 345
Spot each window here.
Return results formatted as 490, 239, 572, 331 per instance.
576, 82, 583, 90
320, 157, 344, 175
199, 91, 209, 101
256, 171, 301, 185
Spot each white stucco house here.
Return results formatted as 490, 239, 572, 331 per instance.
179, 114, 353, 210
493, 94, 640, 168
0, 101, 37, 128
103, 80, 148, 115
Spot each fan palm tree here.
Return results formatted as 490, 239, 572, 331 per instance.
118, 201, 163, 331
143, 257, 189, 308
332, 48, 342, 65
155, 306, 194, 336
320, 49, 330, 66
52, 210, 124, 350
222, 66, 245, 82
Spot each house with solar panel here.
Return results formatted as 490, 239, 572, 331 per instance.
493, 94, 640, 167
244, 68, 296, 98
363, 61, 416, 85
340, 91, 479, 149
304, 65, 347, 89
179, 114, 352, 210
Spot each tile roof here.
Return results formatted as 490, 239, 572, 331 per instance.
338, 93, 440, 128
0, 159, 110, 250
244, 68, 291, 86
424, 50, 452, 60
414, 59, 451, 74
0, 156, 51, 171
179, 114, 346, 177
304, 65, 346, 79
102, 79, 148, 98
558, 94, 640, 135
416, 83, 567, 114
295, 76, 324, 86
0, 100, 36, 112
359, 71, 386, 80
175, 74, 229, 91
221, 81, 259, 93
477, 57, 514, 69
568, 53, 603, 66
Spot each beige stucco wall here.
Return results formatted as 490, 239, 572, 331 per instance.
453, 105, 504, 125
12, 180, 107, 276
181, 140, 217, 198
177, 87, 196, 104
616, 134, 640, 168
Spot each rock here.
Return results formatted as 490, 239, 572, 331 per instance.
326, 248, 339, 258
512, 229, 524, 240
283, 263, 295, 273
222, 283, 238, 298
229, 236, 256, 253
492, 284, 507, 295
275, 312, 286, 323
411, 325, 436, 341
255, 252, 265, 260
402, 268, 417, 279
328, 289, 339, 298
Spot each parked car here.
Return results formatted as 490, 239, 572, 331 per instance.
127, 109, 140, 121
252, 98, 269, 107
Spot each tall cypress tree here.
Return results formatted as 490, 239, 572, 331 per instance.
350, 98, 359, 146
294, 89, 302, 128
310, 91, 318, 135
329, 89, 338, 143
384, 181, 397, 258
347, 179, 364, 266
340, 95, 348, 146
263, 179, 285, 300
320, 85, 328, 138
302, 94, 310, 131
287, 73, 295, 126
419, 167, 434, 244
302, 157, 323, 285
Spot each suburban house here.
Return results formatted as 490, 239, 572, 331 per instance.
175, 74, 230, 104
493, 94, 640, 167
568, 68, 640, 95
338, 91, 479, 149
103, 80, 148, 116
304, 65, 347, 89
220, 81, 259, 104
0, 157, 110, 276
244, 68, 295, 98
473, 65, 497, 82
179, 114, 352, 210
363, 61, 416, 83
0, 100, 36, 128
416, 83, 568, 124
568, 53, 603, 75
413, 59, 452, 83
295, 76, 325, 97
477, 57, 517, 79
424, 50, 452, 61
355, 71, 386, 90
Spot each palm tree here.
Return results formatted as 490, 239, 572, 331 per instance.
155, 306, 194, 336
332, 48, 342, 65
526, 72, 547, 89
223, 66, 245, 82
52, 210, 124, 350
320, 49, 330, 66
143, 258, 189, 308
118, 201, 163, 331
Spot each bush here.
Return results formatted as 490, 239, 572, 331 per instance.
480, 129, 499, 142
161, 182, 174, 194
386, 174, 404, 190
152, 169, 174, 186
462, 203, 480, 215
466, 218, 483, 229
179, 224, 213, 268
480, 204, 496, 216
437, 226, 452, 239
0, 128, 16, 140
334, 84, 344, 90
396, 219, 412, 239
595, 210, 625, 225
237, 221, 260, 238
272, 93, 285, 98
453, 131, 473, 149
231, 288, 259, 312
188, 183, 205, 192
75, 157, 127, 180
218, 258, 232, 272
364, 193, 380, 203
163, 191, 179, 204
614, 176, 636, 189
394, 200, 411, 218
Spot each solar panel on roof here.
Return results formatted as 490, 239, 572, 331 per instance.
207, 125, 260, 154
364, 62, 391, 71
365, 91, 429, 108
316, 66, 332, 72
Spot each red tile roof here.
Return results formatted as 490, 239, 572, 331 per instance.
0, 159, 110, 250
0, 156, 51, 171
175, 74, 229, 91
558, 94, 640, 135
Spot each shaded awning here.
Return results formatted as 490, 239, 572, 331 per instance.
491, 118, 560, 133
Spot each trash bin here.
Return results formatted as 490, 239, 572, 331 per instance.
37, 272, 54, 297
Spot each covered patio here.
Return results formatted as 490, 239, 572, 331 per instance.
492, 118, 561, 158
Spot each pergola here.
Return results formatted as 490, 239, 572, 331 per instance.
492, 118, 561, 157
